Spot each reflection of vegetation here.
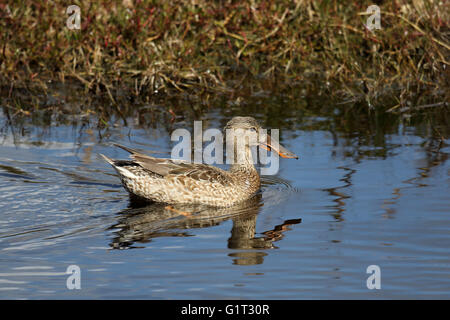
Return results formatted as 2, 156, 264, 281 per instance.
0, 0, 448, 114
380, 133, 449, 219
1, 82, 448, 168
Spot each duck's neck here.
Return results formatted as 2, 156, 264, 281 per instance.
230, 147, 260, 193
230, 162, 258, 174
230, 145, 258, 174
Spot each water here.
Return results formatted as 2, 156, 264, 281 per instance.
0, 98, 449, 299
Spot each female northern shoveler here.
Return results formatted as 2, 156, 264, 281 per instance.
100, 116, 298, 207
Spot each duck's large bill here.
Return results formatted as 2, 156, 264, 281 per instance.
259, 134, 298, 159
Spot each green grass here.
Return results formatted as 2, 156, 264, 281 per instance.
0, 0, 449, 115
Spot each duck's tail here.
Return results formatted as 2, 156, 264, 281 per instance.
99, 153, 138, 179
99, 153, 115, 166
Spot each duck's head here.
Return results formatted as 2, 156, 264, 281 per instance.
224, 116, 298, 159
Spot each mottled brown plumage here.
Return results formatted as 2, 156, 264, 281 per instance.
101, 116, 298, 207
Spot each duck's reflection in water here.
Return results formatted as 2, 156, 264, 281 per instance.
108, 194, 301, 265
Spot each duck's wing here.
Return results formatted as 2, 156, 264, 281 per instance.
165, 162, 233, 186
114, 143, 183, 176
114, 144, 233, 186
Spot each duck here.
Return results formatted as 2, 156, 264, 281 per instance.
100, 116, 298, 207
